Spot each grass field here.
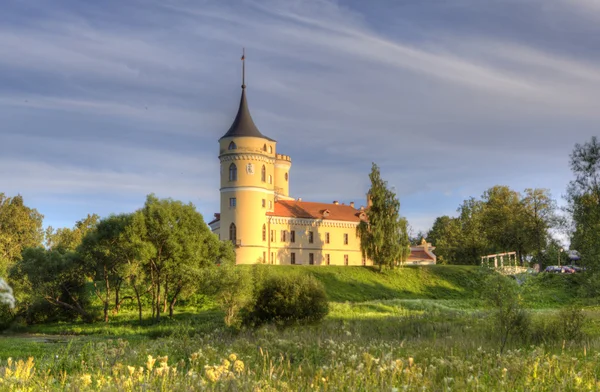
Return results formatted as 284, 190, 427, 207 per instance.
1, 266, 598, 391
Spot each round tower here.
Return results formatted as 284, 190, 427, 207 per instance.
274, 154, 292, 199
218, 54, 276, 264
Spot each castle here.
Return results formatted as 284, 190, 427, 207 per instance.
208, 56, 435, 266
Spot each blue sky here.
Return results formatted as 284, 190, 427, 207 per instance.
2, 0, 600, 237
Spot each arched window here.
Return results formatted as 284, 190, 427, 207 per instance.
228, 141, 237, 150
268, 174, 272, 184
262, 224, 266, 241
229, 163, 237, 181
284, 172, 288, 181
263, 144, 267, 151
269, 146, 273, 153
261, 165, 266, 182
229, 223, 236, 242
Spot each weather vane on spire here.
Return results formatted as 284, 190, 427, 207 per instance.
241, 48, 246, 89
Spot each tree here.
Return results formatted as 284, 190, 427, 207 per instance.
45, 214, 100, 252
17, 247, 93, 322
567, 137, 600, 270
140, 194, 224, 321
357, 163, 410, 270
0, 194, 44, 274
521, 188, 558, 267
78, 214, 133, 323
427, 216, 461, 264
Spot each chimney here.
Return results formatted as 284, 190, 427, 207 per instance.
360, 206, 365, 211
333, 200, 339, 205
297, 197, 302, 202
350, 202, 355, 208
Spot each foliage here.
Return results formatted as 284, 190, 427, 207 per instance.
357, 162, 410, 269
246, 274, 329, 327
556, 306, 586, 341
427, 186, 558, 265
45, 214, 99, 253
482, 272, 530, 353
16, 248, 94, 322
0, 194, 44, 274
140, 194, 225, 321
567, 136, 600, 270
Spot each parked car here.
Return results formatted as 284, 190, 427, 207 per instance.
544, 265, 576, 274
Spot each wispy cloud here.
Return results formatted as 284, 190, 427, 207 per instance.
1, 0, 598, 233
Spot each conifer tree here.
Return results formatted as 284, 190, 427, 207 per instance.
357, 163, 410, 270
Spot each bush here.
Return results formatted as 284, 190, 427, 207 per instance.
482, 272, 530, 353
557, 306, 586, 341
245, 274, 329, 327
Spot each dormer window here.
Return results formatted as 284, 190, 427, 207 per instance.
359, 212, 367, 220
228, 141, 237, 150
322, 209, 330, 218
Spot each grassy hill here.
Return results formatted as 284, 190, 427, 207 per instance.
243, 265, 486, 302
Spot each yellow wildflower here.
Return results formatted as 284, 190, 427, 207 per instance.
233, 360, 245, 374
229, 353, 237, 362
80, 374, 92, 387
146, 355, 156, 372
222, 358, 231, 368
127, 366, 135, 376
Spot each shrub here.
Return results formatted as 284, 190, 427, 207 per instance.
246, 274, 329, 327
557, 306, 586, 341
482, 272, 530, 353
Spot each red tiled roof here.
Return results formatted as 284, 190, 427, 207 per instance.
267, 200, 365, 222
407, 250, 434, 261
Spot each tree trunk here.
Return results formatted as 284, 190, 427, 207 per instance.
169, 297, 177, 318
104, 271, 111, 323
155, 272, 161, 322
133, 282, 143, 325
114, 278, 122, 313
163, 278, 168, 313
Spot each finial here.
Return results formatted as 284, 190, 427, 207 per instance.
241, 48, 246, 89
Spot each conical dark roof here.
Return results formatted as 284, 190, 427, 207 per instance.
220, 87, 274, 141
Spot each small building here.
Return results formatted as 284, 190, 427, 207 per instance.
406, 239, 437, 265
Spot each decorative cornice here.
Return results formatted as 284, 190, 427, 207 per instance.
267, 216, 359, 228
220, 153, 275, 164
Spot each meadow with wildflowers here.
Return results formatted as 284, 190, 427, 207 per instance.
1, 266, 599, 391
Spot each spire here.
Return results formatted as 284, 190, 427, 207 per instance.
220, 49, 274, 141
241, 47, 246, 89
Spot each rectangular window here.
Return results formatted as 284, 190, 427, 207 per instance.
229, 198, 236, 207
325, 254, 330, 265
280, 230, 287, 242
344, 233, 349, 245
308, 231, 314, 244
270, 230, 275, 242
325, 232, 330, 244
269, 200, 273, 209
290, 230, 296, 243
262, 199, 266, 208
344, 254, 349, 266
263, 251, 266, 264
271, 252, 274, 264
309, 253, 314, 265
291, 252, 296, 265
